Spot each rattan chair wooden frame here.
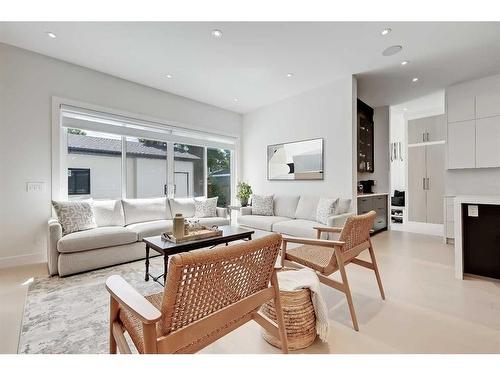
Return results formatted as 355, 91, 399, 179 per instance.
106, 233, 288, 354
281, 211, 385, 332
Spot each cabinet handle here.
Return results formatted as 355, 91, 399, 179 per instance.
423, 178, 426, 190
426, 132, 430, 142
426, 177, 430, 190
422, 133, 425, 142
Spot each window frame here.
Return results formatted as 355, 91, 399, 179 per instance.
52, 97, 239, 204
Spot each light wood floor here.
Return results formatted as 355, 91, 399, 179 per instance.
1, 230, 499, 354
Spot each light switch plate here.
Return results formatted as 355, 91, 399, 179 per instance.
467, 205, 479, 217
26, 182, 46, 193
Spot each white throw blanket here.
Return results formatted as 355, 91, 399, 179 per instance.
277, 268, 329, 341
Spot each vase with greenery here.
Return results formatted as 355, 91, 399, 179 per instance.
236, 182, 252, 207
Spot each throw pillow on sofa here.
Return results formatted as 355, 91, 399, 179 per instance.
334, 198, 352, 215
316, 198, 339, 225
251, 194, 274, 216
52, 200, 97, 235
194, 197, 218, 218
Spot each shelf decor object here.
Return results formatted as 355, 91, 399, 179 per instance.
161, 225, 222, 244
267, 138, 323, 180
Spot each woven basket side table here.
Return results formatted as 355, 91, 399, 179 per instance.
260, 276, 317, 350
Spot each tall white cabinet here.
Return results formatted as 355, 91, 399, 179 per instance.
447, 89, 500, 169
407, 115, 445, 224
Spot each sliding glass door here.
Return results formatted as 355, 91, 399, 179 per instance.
173, 143, 205, 198
61, 107, 236, 205
126, 137, 168, 199
207, 148, 231, 207
66, 128, 122, 200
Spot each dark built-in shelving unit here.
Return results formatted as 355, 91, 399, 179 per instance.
357, 99, 374, 173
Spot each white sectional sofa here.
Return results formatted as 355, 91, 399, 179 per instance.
237, 195, 352, 239
48, 197, 228, 276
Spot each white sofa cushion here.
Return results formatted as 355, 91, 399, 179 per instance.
52, 200, 97, 235
316, 198, 339, 225
273, 219, 332, 239
126, 220, 173, 240
294, 195, 320, 221
273, 195, 300, 218
169, 197, 196, 218
122, 197, 170, 225
57, 226, 137, 253
92, 199, 125, 227
238, 215, 289, 231
251, 194, 274, 216
194, 197, 218, 218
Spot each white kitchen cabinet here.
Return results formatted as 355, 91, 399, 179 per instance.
447, 94, 475, 123
429, 114, 446, 142
426, 144, 445, 224
408, 118, 428, 144
408, 144, 444, 224
476, 116, 500, 168
476, 93, 500, 119
408, 147, 427, 222
447, 120, 476, 169
408, 114, 445, 144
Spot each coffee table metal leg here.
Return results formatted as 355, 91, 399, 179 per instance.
145, 245, 150, 281
163, 255, 169, 283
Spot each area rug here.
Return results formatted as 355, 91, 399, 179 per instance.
19, 257, 165, 354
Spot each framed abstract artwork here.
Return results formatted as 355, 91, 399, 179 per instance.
267, 138, 324, 180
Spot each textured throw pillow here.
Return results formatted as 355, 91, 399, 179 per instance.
334, 198, 352, 215
316, 198, 339, 225
251, 194, 274, 216
194, 197, 218, 218
52, 200, 97, 235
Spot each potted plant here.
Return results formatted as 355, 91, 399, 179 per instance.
236, 182, 252, 207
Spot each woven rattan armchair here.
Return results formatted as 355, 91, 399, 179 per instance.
106, 233, 288, 354
281, 211, 385, 331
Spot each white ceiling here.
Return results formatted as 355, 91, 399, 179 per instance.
1, 22, 500, 113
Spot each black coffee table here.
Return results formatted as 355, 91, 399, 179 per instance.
142, 225, 254, 286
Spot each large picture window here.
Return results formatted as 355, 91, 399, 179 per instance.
66, 128, 122, 199
61, 107, 236, 204
174, 143, 205, 198
126, 137, 167, 198
207, 148, 231, 207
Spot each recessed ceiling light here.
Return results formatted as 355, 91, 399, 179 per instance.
412, 77, 419, 83
382, 45, 403, 56
403, 108, 408, 111
211, 29, 223, 38
46, 32, 57, 39
286, 73, 294, 78
401, 60, 409, 66
166, 74, 172, 79
233, 98, 239, 102
381, 28, 392, 36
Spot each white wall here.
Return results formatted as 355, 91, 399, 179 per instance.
241, 77, 356, 200
358, 106, 390, 194
445, 73, 500, 195
0, 43, 242, 266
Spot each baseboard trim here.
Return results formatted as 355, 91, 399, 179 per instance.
0, 252, 47, 270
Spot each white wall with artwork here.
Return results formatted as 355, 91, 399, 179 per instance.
267, 138, 323, 180
242, 76, 356, 200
